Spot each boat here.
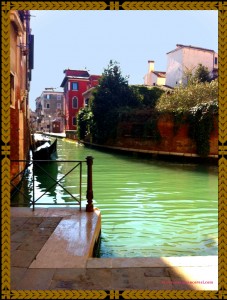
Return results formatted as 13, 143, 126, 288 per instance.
31, 133, 51, 149
32, 139, 58, 160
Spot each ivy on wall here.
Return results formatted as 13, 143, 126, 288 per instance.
187, 101, 218, 157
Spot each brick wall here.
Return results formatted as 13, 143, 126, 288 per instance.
111, 113, 218, 157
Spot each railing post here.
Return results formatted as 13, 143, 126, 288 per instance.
32, 161, 35, 211
86, 156, 94, 212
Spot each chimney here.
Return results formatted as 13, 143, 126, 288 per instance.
148, 60, 155, 72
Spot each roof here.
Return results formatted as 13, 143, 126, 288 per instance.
90, 75, 101, 80
60, 69, 101, 87
82, 87, 96, 97
63, 69, 90, 77
167, 44, 216, 55
152, 71, 166, 78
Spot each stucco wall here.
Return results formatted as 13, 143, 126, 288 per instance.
166, 47, 216, 87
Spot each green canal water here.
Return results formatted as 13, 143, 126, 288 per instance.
12, 137, 218, 257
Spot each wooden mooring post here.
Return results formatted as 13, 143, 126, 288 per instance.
86, 156, 94, 212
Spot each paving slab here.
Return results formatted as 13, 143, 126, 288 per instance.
11, 269, 56, 290
11, 267, 27, 288
11, 249, 38, 268
144, 276, 174, 290
29, 210, 101, 268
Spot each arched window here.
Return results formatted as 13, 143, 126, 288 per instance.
72, 116, 77, 126
72, 97, 78, 108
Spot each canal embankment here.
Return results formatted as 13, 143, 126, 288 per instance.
82, 141, 218, 164
42, 131, 218, 163
11, 207, 217, 290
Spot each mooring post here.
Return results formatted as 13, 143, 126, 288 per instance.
86, 156, 94, 212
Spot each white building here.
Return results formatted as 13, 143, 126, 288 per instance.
35, 89, 65, 132
144, 60, 166, 86
165, 44, 218, 87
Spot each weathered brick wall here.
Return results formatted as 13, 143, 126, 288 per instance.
111, 113, 218, 156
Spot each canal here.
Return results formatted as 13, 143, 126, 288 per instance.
12, 137, 218, 258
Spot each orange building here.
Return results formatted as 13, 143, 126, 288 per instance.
10, 10, 34, 188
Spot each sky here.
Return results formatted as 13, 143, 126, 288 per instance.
29, 10, 218, 111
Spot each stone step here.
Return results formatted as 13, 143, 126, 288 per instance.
29, 209, 101, 268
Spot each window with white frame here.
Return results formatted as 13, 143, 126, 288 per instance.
72, 97, 78, 108
72, 82, 79, 90
57, 103, 61, 109
57, 94, 62, 100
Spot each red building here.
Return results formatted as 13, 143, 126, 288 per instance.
60, 69, 100, 131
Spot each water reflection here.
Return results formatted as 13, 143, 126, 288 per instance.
33, 161, 58, 204
12, 138, 218, 257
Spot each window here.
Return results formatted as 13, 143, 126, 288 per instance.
57, 94, 61, 100
72, 82, 78, 90
10, 72, 15, 107
46, 103, 50, 109
72, 97, 78, 108
57, 103, 61, 109
46, 94, 50, 99
214, 57, 218, 65
72, 116, 77, 126
84, 98, 89, 107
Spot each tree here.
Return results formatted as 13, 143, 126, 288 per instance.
183, 64, 211, 86
193, 64, 210, 83
156, 79, 218, 113
131, 86, 164, 108
77, 107, 93, 140
90, 60, 140, 143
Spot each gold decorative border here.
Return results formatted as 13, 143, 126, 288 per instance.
2, 1, 226, 299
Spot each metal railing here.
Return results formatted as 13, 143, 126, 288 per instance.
10, 156, 94, 212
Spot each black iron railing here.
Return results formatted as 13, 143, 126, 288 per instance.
10, 157, 94, 212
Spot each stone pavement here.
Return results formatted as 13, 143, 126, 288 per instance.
10, 208, 218, 291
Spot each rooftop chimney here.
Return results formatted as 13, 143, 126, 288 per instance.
148, 60, 155, 72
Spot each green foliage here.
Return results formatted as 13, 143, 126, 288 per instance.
156, 79, 218, 113
193, 64, 211, 83
183, 64, 211, 86
188, 101, 218, 156
77, 60, 217, 157
77, 107, 93, 140
131, 86, 164, 108
156, 79, 218, 156
90, 60, 140, 143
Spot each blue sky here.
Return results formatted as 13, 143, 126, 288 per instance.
29, 10, 218, 111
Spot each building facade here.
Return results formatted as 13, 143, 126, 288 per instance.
144, 60, 166, 86
10, 10, 34, 186
165, 44, 218, 87
35, 89, 64, 132
60, 69, 100, 131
